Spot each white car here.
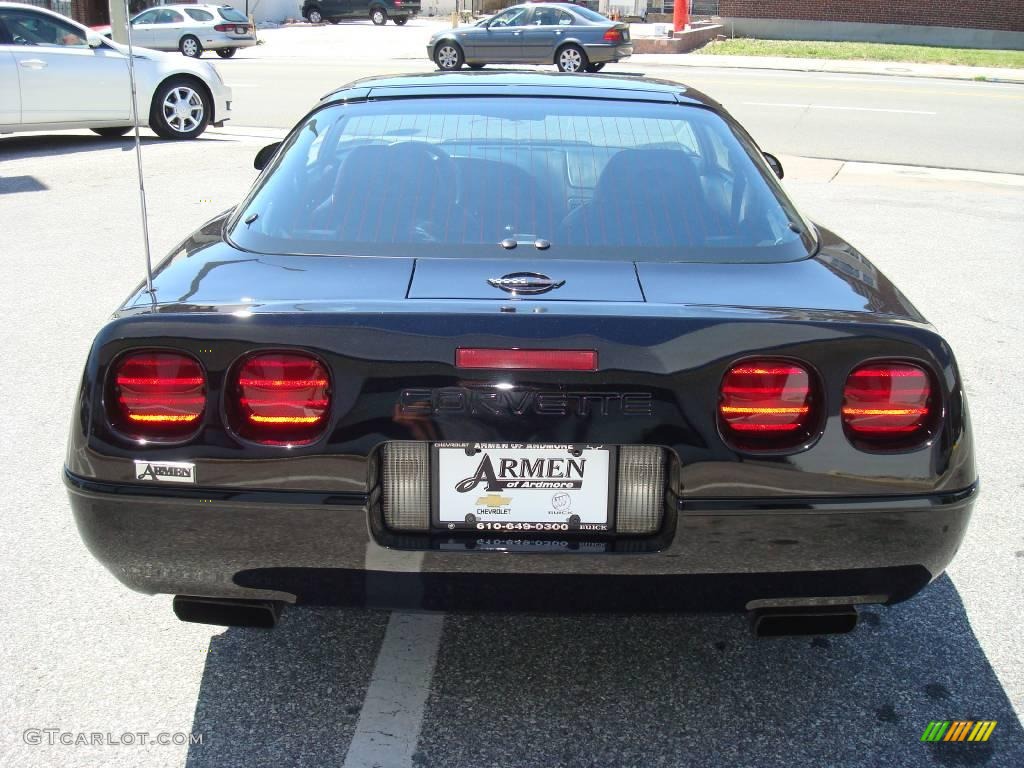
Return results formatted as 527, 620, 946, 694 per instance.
0, 3, 232, 139
97, 4, 257, 59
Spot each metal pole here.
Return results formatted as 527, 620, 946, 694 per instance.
122, 0, 156, 297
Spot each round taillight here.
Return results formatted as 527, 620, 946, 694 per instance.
111, 351, 206, 439
719, 359, 817, 450
842, 361, 933, 447
232, 352, 331, 445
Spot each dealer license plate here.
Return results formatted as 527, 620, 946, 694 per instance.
434, 443, 612, 532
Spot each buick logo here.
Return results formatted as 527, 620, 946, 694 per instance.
487, 272, 565, 296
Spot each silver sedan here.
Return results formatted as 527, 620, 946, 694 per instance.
98, 4, 256, 59
428, 3, 632, 73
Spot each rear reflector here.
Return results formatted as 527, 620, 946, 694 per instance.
614, 446, 665, 535
719, 359, 816, 449
456, 348, 597, 371
842, 362, 932, 445
232, 352, 330, 445
111, 351, 205, 438
382, 442, 431, 531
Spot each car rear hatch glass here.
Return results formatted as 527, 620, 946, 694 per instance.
228, 96, 814, 264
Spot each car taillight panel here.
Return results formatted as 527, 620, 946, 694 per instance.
111, 351, 206, 439
842, 361, 933, 446
719, 359, 817, 450
603, 28, 623, 42
232, 352, 331, 445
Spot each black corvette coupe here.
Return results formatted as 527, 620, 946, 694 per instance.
65, 73, 977, 634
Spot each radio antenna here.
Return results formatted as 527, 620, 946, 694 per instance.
122, 0, 156, 301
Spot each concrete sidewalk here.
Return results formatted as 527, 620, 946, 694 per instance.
631, 49, 1024, 84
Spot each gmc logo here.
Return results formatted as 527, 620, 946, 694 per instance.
399, 388, 653, 417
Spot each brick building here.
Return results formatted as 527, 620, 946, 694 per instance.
717, 1, 1024, 49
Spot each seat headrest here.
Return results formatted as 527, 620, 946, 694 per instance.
593, 149, 701, 207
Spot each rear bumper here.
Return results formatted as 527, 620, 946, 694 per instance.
583, 42, 633, 63
200, 34, 257, 50
65, 469, 977, 612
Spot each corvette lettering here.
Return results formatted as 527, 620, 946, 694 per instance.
400, 388, 652, 417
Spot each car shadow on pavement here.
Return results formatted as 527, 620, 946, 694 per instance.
184, 575, 1023, 768
0, 134, 216, 161
0, 175, 48, 195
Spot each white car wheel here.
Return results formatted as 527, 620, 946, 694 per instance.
307, 8, 323, 23
179, 35, 202, 58
435, 44, 462, 71
557, 45, 587, 73
151, 79, 210, 140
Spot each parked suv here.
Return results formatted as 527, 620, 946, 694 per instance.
302, 0, 420, 26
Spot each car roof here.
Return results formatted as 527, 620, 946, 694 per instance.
321, 72, 720, 109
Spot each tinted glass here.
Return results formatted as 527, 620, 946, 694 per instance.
571, 6, 609, 22
532, 7, 572, 25
488, 7, 529, 27
218, 7, 249, 22
0, 9, 88, 47
229, 97, 812, 263
185, 8, 216, 21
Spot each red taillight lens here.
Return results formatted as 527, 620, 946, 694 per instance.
233, 352, 331, 445
112, 351, 206, 438
603, 28, 623, 42
843, 362, 932, 445
719, 359, 816, 449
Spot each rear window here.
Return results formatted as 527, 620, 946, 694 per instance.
229, 97, 813, 263
217, 6, 248, 22
185, 8, 215, 21
572, 6, 610, 22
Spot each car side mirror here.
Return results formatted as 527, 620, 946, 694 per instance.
763, 152, 784, 180
86, 29, 105, 48
254, 141, 281, 171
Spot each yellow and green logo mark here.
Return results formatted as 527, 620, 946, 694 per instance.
921, 721, 997, 742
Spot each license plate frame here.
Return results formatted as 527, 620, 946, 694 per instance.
431, 442, 616, 534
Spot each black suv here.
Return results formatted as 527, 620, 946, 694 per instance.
302, 0, 420, 25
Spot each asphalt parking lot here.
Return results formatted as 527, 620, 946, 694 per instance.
2, 20, 1023, 768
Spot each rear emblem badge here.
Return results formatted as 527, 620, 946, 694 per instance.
487, 272, 565, 295
134, 460, 196, 484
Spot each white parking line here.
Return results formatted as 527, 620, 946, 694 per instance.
342, 611, 444, 768
743, 101, 937, 114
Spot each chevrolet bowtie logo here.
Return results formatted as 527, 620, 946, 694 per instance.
476, 494, 512, 507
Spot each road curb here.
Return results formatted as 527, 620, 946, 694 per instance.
630, 54, 1024, 85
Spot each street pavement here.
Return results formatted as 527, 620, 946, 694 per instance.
213, 20, 1024, 173
1, 21, 1023, 768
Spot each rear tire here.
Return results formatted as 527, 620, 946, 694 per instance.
555, 44, 587, 73
393, 16, 407, 25
370, 7, 387, 25
150, 77, 211, 140
91, 127, 131, 138
216, 48, 236, 58
179, 34, 202, 58
434, 42, 463, 71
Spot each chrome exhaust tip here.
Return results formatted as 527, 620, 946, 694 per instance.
751, 605, 858, 637
172, 595, 281, 628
